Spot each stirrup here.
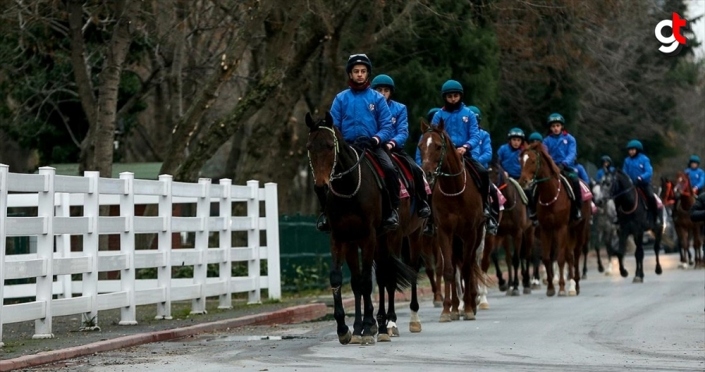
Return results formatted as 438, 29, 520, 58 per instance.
316, 213, 330, 233
417, 200, 431, 218
382, 209, 400, 231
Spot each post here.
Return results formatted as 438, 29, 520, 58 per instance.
82, 171, 100, 330
191, 178, 210, 315
0, 164, 8, 347
156, 174, 173, 319
119, 172, 137, 325
218, 178, 233, 309
247, 180, 261, 304
33, 167, 55, 339
264, 183, 281, 300
56, 192, 72, 299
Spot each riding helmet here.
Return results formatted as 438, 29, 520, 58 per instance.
468, 105, 482, 122
441, 80, 463, 97
689, 154, 701, 165
346, 54, 372, 74
626, 139, 643, 151
371, 74, 395, 92
507, 127, 525, 140
546, 112, 566, 126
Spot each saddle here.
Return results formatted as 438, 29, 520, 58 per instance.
462, 157, 483, 191
390, 153, 415, 190
506, 177, 529, 205
362, 150, 416, 199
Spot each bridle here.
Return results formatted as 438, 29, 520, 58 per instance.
307, 126, 364, 198
608, 173, 638, 215
524, 149, 561, 206
423, 128, 466, 197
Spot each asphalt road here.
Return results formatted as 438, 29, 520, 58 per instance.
27, 253, 704, 372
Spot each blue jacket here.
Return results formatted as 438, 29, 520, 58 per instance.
622, 153, 653, 184
685, 167, 705, 190
543, 131, 577, 167
330, 88, 394, 143
595, 166, 616, 182
431, 103, 480, 151
472, 129, 492, 168
415, 135, 423, 166
497, 143, 522, 179
575, 163, 589, 184
386, 100, 409, 149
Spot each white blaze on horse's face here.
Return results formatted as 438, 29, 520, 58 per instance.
522, 154, 529, 166
426, 136, 433, 150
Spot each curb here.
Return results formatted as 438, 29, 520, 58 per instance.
0, 303, 327, 372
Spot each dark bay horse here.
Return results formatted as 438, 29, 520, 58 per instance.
306, 112, 415, 345
488, 161, 535, 297
601, 169, 663, 281
418, 119, 486, 321
519, 142, 590, 296
672, 171, 703, 268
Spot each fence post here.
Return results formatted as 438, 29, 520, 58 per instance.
119, 172, 137, 325
264, 183, 281, 300
191, 178, 210, 315
218, 178, 233, 309
33, 166, 55, 339
0, 164, 8, 347
56, 192, 72, 299
156, 174, 173, 320
247, 180, 261, 304
81, 171, 100, 331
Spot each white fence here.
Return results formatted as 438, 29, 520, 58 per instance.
0, 164, 280, 347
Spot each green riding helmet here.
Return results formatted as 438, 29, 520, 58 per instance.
601, 155, 612, 164
441, 80, 463, 97
468, 105, 482, 123
528, 132, 543, 142
371, 74, 395, 92
507, 127, 525, 140
546, 112, 566, 127
427, 107, 441, 123
626, 139, 643, 151
689, 154, 701, 165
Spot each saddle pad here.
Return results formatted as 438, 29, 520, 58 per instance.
579, 180, 593, 202
423, 176, 432, 195
558, 175, 575, 200
654, 193, 663, 210
491, 183, 507, 209
591, 201, 597, 215
399, 179, 410, 199
506, 177, 528, 204
391, 153, 415, 186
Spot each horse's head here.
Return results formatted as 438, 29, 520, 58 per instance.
673, 171, 691, 197
418, 118, 453, 185
594, 172, 616, 204
488, 160, 505, 187
306, 111, 339, 188
518, 142, 559, 188
659, 176, 676, 205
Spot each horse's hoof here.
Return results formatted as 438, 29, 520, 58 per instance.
632, 277, 643, 283
439, 313, 452, 323
433, 301, 443, 308
479, 302, 490, 310
361, 335, 375, 345
620, 269, 629, 278
369, 323, 378, 336
464, 312, 476, 321
499, 283, 509, 292
568, 289, 577, 296
338, 330, 352, 345
505, 289, 513, 296
581, 273, 587, 280
389, 326, 399, 337
349, 335, 362, 345
597, 266, 604, 273
377, 333, 391, 343
546, 289, 556, 297
655, 265, 662, 275
558, 290, 567, 297
450, 312, 460, 321
511, 288, 520, 296
523, 288, 532, 295
409, 321, 422, 333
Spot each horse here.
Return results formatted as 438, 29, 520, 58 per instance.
592, 176, 619, 275
518, 142, 591, 296
418, 119, 487, 321
305, 112, 416, 345
488, 161, 535, 297
601, 169, 663, 281
672, 171, 703, 268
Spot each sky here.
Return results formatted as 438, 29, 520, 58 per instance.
686, 0, 705, 59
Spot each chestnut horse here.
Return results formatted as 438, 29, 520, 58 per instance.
305, 112, 415, 345
672, 171, 703, 268
488, 161, 535, 297
418, 119, 486, 321
519, 142, 590, 296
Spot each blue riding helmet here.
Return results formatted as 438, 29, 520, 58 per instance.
689, 154, 701, 165
441, 80, 463, 97
507, 127, 525, 140
626, 139, 643, 151
426, 107, 441, 122
601, 155, 612, 164
346, 53, 372, 74
468, 105, 482, 122
371, 74, 395, 92
546, 112, 565, 126
528, 132, 543, 142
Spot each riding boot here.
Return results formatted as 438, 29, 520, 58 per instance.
314, 185, 330, 232
383, 169, 401, 231
423, 198, 435, 236
571, 177, 583, 221
487, 186, 500, 235
474, 160, 498, 235
411, 163, 431, 218
525, 187, 538, 226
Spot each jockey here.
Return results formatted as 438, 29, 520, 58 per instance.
497, 127, 525, 180
371, 74, 431, 218
543, 112, 582, 220
430, 81, 498, 234
596, 155, 615, 182
685, 155, 705, 195
622, 139, 660, 226
316, 53, 398, 232
468, 106, 493, 168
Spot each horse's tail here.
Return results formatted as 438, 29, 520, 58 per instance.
377, 249, 418, 292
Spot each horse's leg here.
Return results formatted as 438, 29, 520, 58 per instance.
438, 230, 454, 322
531, 240, 542, 289
676, 226, 688, 268
345, 245, 364, 344
375, 245, 388, 341
491, 246, 507, 291
653, 222, 663, 275
478, 234, 491, 310
616, 228, 629, 278
540, 229, 555, 296
434, 244, 444, 306
409, 235, 423, 332
451, 264, 461, 321
556, 226, 569, 296
511, 232, 522, 296
686, 228, 694, 266
359, 236, 376, 346
595, 229, 605, 273
521, 228, 533, 294
463, 240, 480, 320
633, 229, 645, 283
694, 226, 703, 267
581, 233, 588, 280
330, 241, 351, 345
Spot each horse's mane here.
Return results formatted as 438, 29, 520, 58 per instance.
526, 142, 561, 175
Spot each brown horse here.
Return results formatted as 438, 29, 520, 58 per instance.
488, 161, 535, 297
518, 142, 590, 296
672, 171, 703, 268
305, 112, 415, 345
418, 119, 486, 321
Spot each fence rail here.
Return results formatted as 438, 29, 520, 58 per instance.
0, 165, 280, 347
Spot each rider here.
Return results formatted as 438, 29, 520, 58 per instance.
468, 106, 492, 169
430, 80, 499, 234
497, 127, 526, 180
596, 155, 616, 183
684, 155, 705, 195
316, 53, 399, 232
622, 139, 660, 226
371, 73, 431, 218
543, 112, 582, 221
